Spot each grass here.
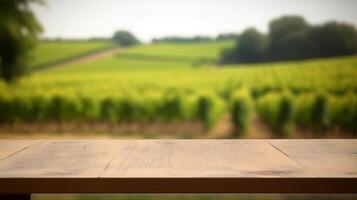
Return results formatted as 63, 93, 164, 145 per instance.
119, 40, 234, 62
30, 40, 115, 69
29, 53, 357, 95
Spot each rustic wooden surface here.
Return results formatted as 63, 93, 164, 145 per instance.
0, 139, 356, 194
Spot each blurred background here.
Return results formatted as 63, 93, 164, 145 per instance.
0, 0, 357, 199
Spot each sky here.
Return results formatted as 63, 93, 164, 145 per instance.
32, 0, 357, 42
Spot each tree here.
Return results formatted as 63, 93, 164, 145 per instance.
216, 33, 239, 41
267, 16, 310, 60
112, 30, 139, 47
219, 15, 357, 65
0, 0, 43, 82
219, 28, 267, 64
152, 36, 212, 43
219, 47, 238, 64
236, 28, 267, 63
305, 22, 357, 58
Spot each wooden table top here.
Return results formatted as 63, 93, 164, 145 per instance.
0, 139, 356, 194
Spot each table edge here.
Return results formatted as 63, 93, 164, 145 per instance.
0, 177, 356, 194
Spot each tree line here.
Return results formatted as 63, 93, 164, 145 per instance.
151, 34, 238, 43
220, 15, 357, 64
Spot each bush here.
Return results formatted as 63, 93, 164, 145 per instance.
311, 94, 330, 129
295, 93, 357, 132
230, 89, 252, 136
118, 98, 136, 121
79, 97, 98, 121
134, 94, 159, 121
294, 94, 314, 126
0, 95, 10, 123
46, 95, 80, 122
295, 94, 329, 130
100, 98, 118, 122
158, 94, 185, 122
257, 93, 294, 137
25, 96, 48, 122
196, 94, 225, 130
329, 94, 357, 132
277, 94, 294, 135
0, 95, 20, 123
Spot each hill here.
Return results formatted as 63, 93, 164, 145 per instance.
30, 40, 115, 70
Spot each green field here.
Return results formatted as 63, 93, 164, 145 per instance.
119, 40, 234, 62
1, 40, 356, 136
29, 40, 115, 69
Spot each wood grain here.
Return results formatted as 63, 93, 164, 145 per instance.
0, 139, 356, 194
0, 140, 117, 177
101, 140, 311, 177
270, 139, 357, 177
0, 140, 40, 161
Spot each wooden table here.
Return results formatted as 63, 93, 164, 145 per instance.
0, 139, 356, 199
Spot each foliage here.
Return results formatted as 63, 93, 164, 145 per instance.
329, 94, 357, 132
220, 15, 357, 64
230, 89, 252, 136
305, 22, 357, 58
0, 0, 43, 82
235, 28, 267, 63
256, 93, 294, 136
267, 15, 310, 61
113, 30, 139, 47
295, 93, 357, 133
219, 48, 238, 64
196, 94, 225, 130
216, 33, 239, 41
311, 94, 330, 129
152, 36, 212, 43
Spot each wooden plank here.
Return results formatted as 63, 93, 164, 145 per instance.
327, 139, 357, 153
270, 139, 357, 177
0, 140, 117, 177
101, 140, 312, 177
270, 139, 356, 154
0, 139, 356, 194
0, 140, 40, 161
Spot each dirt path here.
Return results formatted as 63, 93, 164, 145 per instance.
247, 113, 274, 138
208, 113, 274, 139
208, 114, 233, 138
39, 47, 120, 70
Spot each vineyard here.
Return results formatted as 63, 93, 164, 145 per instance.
0, 40, 356, 137
29, 40, 115, 69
